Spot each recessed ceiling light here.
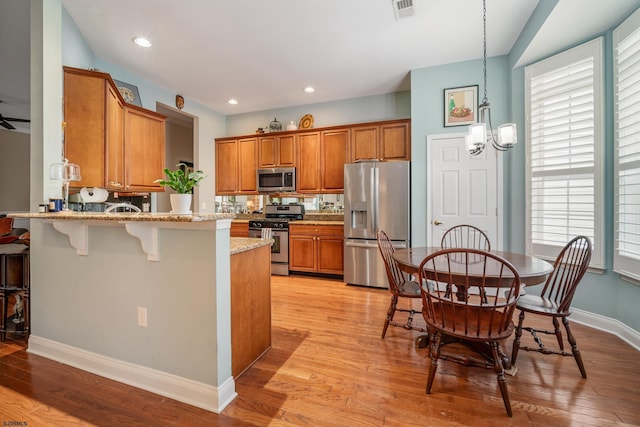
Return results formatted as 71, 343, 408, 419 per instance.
133, 37, 152, 48
228, 98, 238, 105
303, 86, 315, 93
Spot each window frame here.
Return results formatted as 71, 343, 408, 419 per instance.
525, 38, 604, 269
613, 8, 640, 283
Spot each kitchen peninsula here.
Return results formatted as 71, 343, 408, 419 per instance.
8, 211, 271, 413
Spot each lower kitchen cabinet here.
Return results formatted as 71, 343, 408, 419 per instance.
230, 221, 249, 237
289, 224, 344, 275
231, 243, 271, 378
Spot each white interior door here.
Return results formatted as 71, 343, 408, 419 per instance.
427, 133, 502, 249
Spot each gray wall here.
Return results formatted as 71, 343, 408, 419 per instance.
0, 129, 30, 213
32, 223, 224, 384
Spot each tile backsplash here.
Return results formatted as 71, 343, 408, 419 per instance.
215, 194, 343, 214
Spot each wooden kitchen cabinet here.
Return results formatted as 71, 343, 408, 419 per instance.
297, 129, 348, 194
215, 137, 258, 195
258, 134, 295, 168
238, 137, 258, 193
230, 221, 249, 237
215, 139, 238, 194
289, 224, 344, 275
105, 83, 125, 189
64, 67, 115, 189
297, 132, 321, 192
350, 119, 410, 162
216, 118, 409, 195
231, 243, 271, 377
63, 66, 166, 191
123, 106, 166, 192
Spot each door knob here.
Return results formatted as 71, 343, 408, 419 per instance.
433, 220, 443, 226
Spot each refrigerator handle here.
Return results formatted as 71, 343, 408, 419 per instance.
371, 166, 378, 234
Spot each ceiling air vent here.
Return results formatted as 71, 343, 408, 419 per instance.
392, 0, 414, 20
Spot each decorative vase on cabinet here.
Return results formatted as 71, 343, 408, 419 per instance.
269, 118, 282, 132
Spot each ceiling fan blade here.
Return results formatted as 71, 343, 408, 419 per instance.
0, 113, 28, 129
0, 120, 16, 130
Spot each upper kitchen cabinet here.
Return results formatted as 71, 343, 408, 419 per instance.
297, 129, 348, 194
63, 66, 166, 192
258, 134, 295, 168
215, 137, 258, 195
123, 107, 166, 192
349, 119, 411, 162
64, 67, 119, 189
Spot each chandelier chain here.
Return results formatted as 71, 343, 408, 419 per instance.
482, 0, 488, 104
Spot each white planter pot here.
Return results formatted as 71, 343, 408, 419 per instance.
170, 193, 192, 214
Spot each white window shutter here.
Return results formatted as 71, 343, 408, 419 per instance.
614, 9, 640, 281
525, 38, 604, 268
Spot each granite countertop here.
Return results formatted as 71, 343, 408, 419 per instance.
230, 237, 272, 255
9, 212, 236, 222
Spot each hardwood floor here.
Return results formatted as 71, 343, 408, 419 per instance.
1, 274, 639, 426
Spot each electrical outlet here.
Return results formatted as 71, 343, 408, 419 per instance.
137, 307, 147, 327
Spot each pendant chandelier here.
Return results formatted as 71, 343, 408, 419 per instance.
467, 0, 517, 155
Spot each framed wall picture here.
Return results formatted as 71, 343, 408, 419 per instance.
113, 79, 142, 107
443, 85, 478, 127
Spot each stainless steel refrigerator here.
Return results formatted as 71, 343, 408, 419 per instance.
344, 161, 410, 288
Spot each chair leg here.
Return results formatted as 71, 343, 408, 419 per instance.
426, 332, 442, 394
491, 342, 513, 417
382, 295, 398, 338
563, 317, 587, 378
511, 310, 525, 365
552, 316, 564, 350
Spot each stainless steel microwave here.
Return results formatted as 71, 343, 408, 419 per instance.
257, 167, 296, 192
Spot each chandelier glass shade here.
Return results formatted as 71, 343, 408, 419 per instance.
50, 158, 81, 211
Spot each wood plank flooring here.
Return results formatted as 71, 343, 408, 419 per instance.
1, 274, 639, 426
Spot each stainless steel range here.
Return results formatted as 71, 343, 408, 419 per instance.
248, 204, 304, 276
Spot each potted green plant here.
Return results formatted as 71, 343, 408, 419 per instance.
155, 163, 207, 213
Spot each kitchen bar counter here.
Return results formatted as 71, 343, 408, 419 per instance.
11, 211, 235, 222
9, 210, 238, 413
9, 212, 235, 262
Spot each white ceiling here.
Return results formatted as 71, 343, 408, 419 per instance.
1, 0, 639, 133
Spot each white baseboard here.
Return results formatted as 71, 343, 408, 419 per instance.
27, 336, 237, 413
571, 308, 640, 351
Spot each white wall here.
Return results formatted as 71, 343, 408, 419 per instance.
225, 91, 411, 137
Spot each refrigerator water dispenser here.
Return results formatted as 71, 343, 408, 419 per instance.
349, 201, 368, 230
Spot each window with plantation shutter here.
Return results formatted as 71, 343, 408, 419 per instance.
614, 9, 640, 282
525, 38, 604, 269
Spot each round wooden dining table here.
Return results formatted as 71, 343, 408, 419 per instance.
393, 247, 553, 374
393, 247, 554, 287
